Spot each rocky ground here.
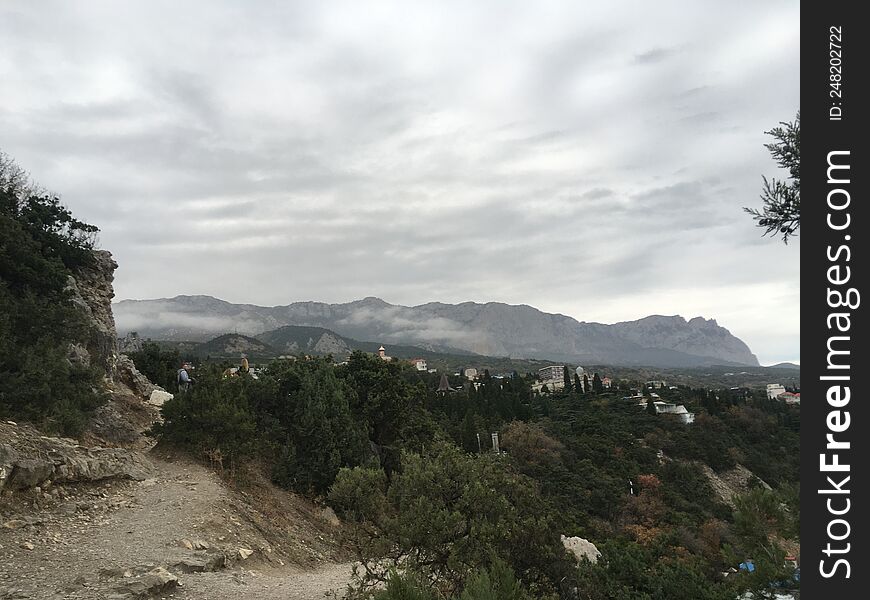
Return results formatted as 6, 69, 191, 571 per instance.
1, 425, 355, 600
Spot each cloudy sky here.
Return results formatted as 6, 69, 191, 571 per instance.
0, 1, 800, 364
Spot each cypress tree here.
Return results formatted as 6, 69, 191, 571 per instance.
461, 410, 479, 453
593, 373, 604, 394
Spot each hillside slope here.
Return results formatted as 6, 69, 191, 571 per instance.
0, 425, 352, 599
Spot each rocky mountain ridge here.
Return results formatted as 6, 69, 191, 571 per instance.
114, 295, 759, 367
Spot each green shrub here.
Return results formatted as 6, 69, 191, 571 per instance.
373, 571, 437, 600
1, 179, 105, 435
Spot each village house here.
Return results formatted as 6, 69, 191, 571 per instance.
777, 391, 800, 404
437, 373, 458, 394
463, 367, 479, 380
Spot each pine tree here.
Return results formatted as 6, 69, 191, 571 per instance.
582, 374, 590, 394
744, 112, 800, 243
574, 373, 583, 393
562, 366, 572, 393
275, 362, 367, 493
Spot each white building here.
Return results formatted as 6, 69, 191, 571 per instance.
533, 365, 565, 393
645, 380, 667, 389
639, 400, 695, 424
540, 365, 565, 382
410, 358, 428, 371
766, 383, 787, 399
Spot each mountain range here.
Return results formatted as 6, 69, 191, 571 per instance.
113, 295, 760, 367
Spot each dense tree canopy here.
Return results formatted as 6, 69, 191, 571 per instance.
151, 351, 800, 598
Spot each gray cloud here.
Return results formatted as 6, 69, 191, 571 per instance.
634, 47, 676, 64
0, 0, 800, 364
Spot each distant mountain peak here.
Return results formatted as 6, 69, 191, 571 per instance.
357, 296, 389, 305
689, 316, 718, 327
113, 296, 759, 367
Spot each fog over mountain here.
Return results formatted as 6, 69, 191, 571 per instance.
114, 295, 759, 367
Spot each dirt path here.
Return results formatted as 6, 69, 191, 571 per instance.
0, 455, 354, 599
177, 563, 354, 599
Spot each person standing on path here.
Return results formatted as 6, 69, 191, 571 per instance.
177, 362, 195, 393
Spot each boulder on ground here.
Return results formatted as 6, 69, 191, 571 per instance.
147, 390, 173, 407
561, 535, 601, 564
320, 506, 341, 527
107, 566, 177, 599
1, 443, 19, 491
5, 458, 54, 490
171, 551, 225, 573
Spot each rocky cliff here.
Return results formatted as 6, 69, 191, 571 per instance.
114, 295, 759, 367
67, 250, 162, 447
67, 250, 120, 379
0, 421, 152, 494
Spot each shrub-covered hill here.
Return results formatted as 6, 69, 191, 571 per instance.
195, 333, 278, 359
145, 350, 800, 599
0, 155, 106, 435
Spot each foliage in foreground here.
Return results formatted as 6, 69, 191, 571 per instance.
0, 156, 105, 435
331, 443, 574, 598
372, 560, 533, 600
744, 111, 800, 243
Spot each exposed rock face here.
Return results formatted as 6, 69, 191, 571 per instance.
210, 334, 269, 354
561, 535, 601, 564
68, 250, 120, 379
255, 325, 353, 356
115, 355, 158, 398
312, 332, 353, 356
118, 331, 145, 354
610, 315, 757, 367
107, 566, 178, 599
700, 463, 771, 508
170, 551, 225, 574
0, 421, 152, 492
115, 295, 760, 367
63, 251, 163, 446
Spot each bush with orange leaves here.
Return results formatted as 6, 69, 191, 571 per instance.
618, 474, 668, 545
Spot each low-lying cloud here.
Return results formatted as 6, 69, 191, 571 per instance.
0, 0, 800, 364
